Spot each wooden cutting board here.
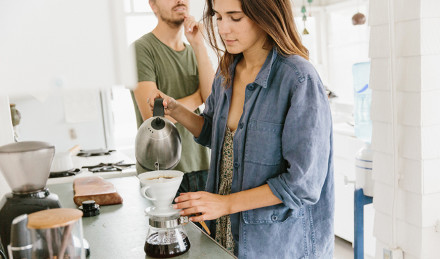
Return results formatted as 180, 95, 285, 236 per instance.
73, 176, 123, 206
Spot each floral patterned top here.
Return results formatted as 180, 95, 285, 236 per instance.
215, 127, 236, 253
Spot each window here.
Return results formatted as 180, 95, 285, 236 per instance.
325, 3, 370, 105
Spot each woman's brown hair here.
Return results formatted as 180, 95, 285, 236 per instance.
203, 0, 309, 87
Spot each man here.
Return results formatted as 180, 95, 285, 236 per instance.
132, 0, 214, 194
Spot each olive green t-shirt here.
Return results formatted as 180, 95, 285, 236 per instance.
133, 32, 210, 174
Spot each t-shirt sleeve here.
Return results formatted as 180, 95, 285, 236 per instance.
134, 41, 156, 83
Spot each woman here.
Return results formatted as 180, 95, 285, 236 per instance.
151, 0, 334, 257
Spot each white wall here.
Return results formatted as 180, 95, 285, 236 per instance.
369, 0, 440, 258
324, 0, 370, 105
9, 89, 107, 152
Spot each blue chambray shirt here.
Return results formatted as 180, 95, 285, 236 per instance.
195, 47, 334, 259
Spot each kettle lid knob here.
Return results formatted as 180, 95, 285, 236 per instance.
152, 117, 165, 130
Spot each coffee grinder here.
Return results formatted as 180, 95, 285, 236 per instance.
135, 99, 191, 258
0, 141, 61, 253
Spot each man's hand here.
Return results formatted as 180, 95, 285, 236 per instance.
183, 16, 204, 47
173, 191, 231, 222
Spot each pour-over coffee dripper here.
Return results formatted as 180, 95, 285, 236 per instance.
138, 170, 190, 258
139, 170, 183, 216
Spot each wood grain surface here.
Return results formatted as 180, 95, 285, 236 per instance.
27, 208, 83, 229
73, 176, 123, 206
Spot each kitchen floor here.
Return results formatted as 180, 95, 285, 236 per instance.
334, 236, 374, 259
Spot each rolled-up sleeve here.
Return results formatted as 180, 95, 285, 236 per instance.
194, 76, 219, 148
267, 75, 332, 210
194, 113, 213, 148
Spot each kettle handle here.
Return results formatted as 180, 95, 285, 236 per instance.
153, 98, 164, 117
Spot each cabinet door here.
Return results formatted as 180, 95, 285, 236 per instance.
333, 131, 376, 256
334, 171, 355, 242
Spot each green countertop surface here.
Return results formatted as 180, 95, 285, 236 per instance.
47, 176, 236, 259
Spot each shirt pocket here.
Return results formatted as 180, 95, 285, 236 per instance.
244, 119, 283, 166
242, 204, 301, 224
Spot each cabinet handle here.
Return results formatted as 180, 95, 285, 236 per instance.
344, 175, 355, 186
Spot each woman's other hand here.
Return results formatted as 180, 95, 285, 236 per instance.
173, 191, 231, 222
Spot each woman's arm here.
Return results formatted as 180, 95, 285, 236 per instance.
173, 184, 282, 222
167, 99, 205, 138
150, 93, 205, 138
134, 82, 202, 124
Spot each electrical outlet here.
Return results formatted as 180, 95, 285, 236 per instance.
383, 248, 403, 259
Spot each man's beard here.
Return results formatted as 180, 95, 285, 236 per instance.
160, 14, 184, 28
157, 4, 186, 28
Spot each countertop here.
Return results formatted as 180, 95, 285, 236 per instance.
47, 176, 236, 259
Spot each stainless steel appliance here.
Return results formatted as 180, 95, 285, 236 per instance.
135, 98, 181, 171
0, 141, 61, 254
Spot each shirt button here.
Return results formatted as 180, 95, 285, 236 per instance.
233, 162, 240, 168
271, 215, 278, 221
247, 84, 255, 91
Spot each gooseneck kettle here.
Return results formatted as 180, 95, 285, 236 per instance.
135, 98, 182, 171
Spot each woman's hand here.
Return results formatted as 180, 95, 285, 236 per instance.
173, 191, 231, 222
148, 92, 179, 116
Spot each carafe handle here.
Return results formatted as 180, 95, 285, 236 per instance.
178, 216, 189, 225
141, 186, 156, 201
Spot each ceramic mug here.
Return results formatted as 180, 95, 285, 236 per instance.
138, 170, 183, 211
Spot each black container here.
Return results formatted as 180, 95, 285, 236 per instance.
0, 189, 61, 255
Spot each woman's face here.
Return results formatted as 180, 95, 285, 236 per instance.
213, 0, 267, 55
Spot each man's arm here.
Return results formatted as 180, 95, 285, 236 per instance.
133, 81, 202, 123
184, 16, 214, 102
192, 44, 214, 102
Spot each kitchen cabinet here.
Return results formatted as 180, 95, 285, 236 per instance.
333, 123, 375, 257
47, 176, 236, 259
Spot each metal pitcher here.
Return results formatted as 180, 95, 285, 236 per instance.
135, 98, 181, 171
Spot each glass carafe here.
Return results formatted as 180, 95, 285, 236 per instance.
144, 213, 190, 258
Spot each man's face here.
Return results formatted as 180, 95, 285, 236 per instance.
150, 0, 189, 27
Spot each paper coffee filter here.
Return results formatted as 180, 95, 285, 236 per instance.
138, 170, 183, 183
148, 177, 175, 183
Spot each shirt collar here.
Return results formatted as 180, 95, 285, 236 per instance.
254, 47, 278, 88
230, 47, 278, 89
